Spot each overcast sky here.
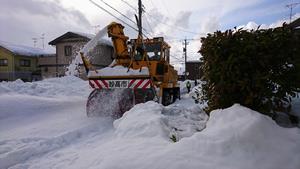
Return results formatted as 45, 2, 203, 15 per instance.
0, 0, 299, 70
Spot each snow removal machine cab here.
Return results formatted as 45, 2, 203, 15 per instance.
80, 1, 180, 118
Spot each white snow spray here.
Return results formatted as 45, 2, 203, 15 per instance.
66, 26, 108, 76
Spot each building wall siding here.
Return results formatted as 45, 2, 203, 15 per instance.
38, 55, 57, 78
55, 41, 86, 77
52, 39, 114, 78
14, 55, 39, 81
0, 47, 14, 81
0, 47, 41, 81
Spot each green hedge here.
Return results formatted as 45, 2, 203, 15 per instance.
199, 25, 300, 115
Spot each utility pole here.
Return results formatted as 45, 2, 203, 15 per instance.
40, 33, 45, 49
138, 0, 143, 37
32, 38, 38, 48
183, 38, 189, 80
286, 2, 300, 23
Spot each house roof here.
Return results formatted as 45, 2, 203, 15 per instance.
48, 32, 93, 45
71, 32, 95, 39
48, 31, 112, 46
0, 41, 54, 57
289, 17, 300, 29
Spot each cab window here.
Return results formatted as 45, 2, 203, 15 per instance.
145, 43, 161, 61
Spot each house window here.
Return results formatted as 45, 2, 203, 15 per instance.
20, 59, 31, 67
0, 59, 8, 66
64, 46, 72, 56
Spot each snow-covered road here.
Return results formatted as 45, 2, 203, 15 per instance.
0, 77, 206, 169
0, 76, 299, 169
0, 91, 115, 168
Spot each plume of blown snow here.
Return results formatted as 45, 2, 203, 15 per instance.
66, 26, 108, 76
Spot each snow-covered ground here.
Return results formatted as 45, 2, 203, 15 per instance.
0, 77, 299, 169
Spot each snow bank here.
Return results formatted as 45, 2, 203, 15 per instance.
0, 117, 113, 169
1, 98, 299, 168
1, 76, 300, 169
160, 104, 300, 169
0, 76, 90, 97
114, 102, 168, 138
110, 103, 299, 169
84, 104, 300, 169
88, 65, 150, 77
78, 104, 300, 169
114, 101, 207, 140
162, 103, 208, 139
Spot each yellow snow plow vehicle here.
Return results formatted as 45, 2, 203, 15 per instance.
81, 1, 179, 118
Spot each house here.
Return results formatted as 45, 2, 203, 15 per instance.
185, 60, 203, 80
38, 54, 57, 79
0, 41, 53, 82
48, 32, 114, 78
289, 17, 300, 29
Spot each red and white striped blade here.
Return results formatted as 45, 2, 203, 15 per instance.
89, 79, 151, 89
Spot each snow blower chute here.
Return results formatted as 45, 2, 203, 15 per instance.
81, 1, 179, 118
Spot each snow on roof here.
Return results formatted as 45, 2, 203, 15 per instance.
0, 41, 54, 57
73, 31, 113, 46
74, 31, 112, 46
49, 31, 112, 46
70, 32, 95, 39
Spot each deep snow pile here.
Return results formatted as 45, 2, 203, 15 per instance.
0, 77, 300, 169
0, 76, 90, 97
12, 102, 298, 169
104, 103, 300, 169
114, 101, 208, 140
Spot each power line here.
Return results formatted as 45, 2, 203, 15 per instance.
160, 0, 172, 17
145, 12, 204, 35
120, 0, 137, 11
98, 0, 137, 26
96, 0, 152, 37
89, 0, 138, 31
144, 14, 154, 36
165, 38, 202, 43
286, 2, 300, 23
171, 56, 184, 62
145, 1, 206, 36
89, 0, 150, 38
147, 0, 207, 37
